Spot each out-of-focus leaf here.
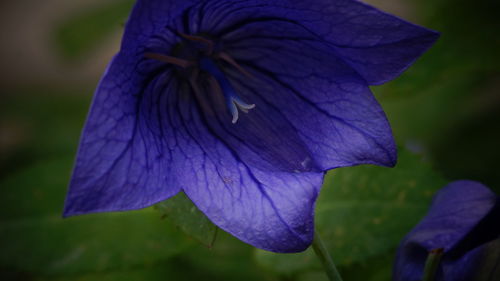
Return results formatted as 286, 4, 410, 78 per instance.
0, 157, 72, 220
255, 150, 446, 275
54, 0, 135, 60
317, 150, 446, 265
35, 266, 197, 281
0, 90, 89, 180
374, 0, 500, 190
0, 212, 188, 275
29, 253, 239, 281
0, 157, 189, 276
155, 192, 218, 247
296, 271, 329, 281
339, 253, 394, 281
182, 230, 278, 281
255, 249, 314, 275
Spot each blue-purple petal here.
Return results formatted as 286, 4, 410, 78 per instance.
223, 19, 396, 168
442, 238, 500, 281
65, 0, 439, 253
120, 0, 196, 52
394, 181, 498, 281
303, 0, 440, 85
403, 180, 496, 252
64, 57, 182, 216
190, 70, 320, 173
174, 97, 324, 252
200, 0, 439, 85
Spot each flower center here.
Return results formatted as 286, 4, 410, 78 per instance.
145, 34, 255, 124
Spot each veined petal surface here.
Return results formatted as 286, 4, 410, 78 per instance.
65, 0, 439, 252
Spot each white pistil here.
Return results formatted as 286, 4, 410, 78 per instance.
230, 98, 256, 124
230, 102, 239, 124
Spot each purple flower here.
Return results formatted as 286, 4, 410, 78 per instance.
394, 180, 500, 281
64, 0, 438, 252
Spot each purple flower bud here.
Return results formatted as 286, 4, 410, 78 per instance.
394, 180, 500, 281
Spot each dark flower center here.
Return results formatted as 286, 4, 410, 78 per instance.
145, 34, 255, 124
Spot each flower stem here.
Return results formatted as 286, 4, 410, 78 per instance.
422, 248, 444, 281
312, 230, 344, 281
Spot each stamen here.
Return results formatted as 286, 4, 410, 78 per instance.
179, 33, 214, 54
216, 52, 254, 79
190, 69, 219, 117
144, 53, 193, 68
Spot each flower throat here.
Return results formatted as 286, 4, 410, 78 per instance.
145, 33, 255, 124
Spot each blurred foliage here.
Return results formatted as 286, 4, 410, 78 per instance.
0, 90, 88, 179
376, 0, 500, 191
54, 0, 135, 60
1, 0, 499, 280
255, 150, 446, 279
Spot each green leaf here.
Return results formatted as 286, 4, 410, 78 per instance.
339, 253, 394, 281
0, 90, 89, 179
155, 192, 218, 248
374, 0, 500, 192
0, 212, 188, 275
0, 157, 72, 220
181, 231, 275, 281
54, 0, 135, 60
34, 266, 203, 281
0, 157, 189, 276
255, 249, 315, 275
255, 149, 447, 275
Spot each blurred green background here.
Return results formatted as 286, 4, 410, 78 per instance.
0, 0, 499, 280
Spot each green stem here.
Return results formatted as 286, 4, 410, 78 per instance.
312, 230, 344, 281
422, 248, 444, 281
